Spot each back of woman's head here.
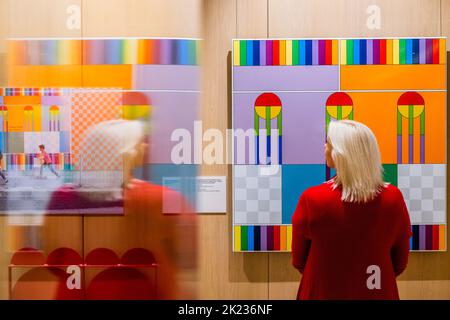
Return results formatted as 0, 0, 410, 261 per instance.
327, 120, 385, 203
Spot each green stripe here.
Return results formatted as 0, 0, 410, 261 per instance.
399, 39, 406, 64
397, 110, 402, 135
325, 112, 331, 132
241, 226, 248, 251
349, 108, 354, 120
337, 106, 342, 120
277, 112, 282, 136
240, 40, 246, 66
266, 107, 271, 135
292, 40, 299, 65
347, 40, 353, 65
420, 111, 425, 135
254, 110, 259, 136
188, 40, 196, 65
408, 105, 413, 134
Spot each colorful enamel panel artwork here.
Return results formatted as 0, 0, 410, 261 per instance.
1, 38, 200, 214
232, 38, 447, 252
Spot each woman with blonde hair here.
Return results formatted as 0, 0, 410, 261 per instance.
292, 120, 411, 300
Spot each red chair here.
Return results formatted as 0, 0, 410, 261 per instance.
86, 267, 156, 300
11, 267, 85, 300
85, 248, 120, 266
47, 247, 83, 266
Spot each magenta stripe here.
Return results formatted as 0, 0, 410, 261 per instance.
260, 40, 266, 66
367, 40, 373, 64
312, 40, 319, 65
420, 134, 425, 163
266, 40, 273, 65
261, 226, 267, 250
397, 135, 402, 163
419, 39, 426, 64
409, 135, 413, 163
426, 39, 433, 63
373, 40, 380, 64
319, 40, 326, 65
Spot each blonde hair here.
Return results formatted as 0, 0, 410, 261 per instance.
327, 120, 385, 203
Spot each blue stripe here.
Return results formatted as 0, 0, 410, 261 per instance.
359, 39, 367, 65
247, 226, 254, 251
254, 226, 260, 251
353, 40, 360, 65
253, 40, 260, 65
178, 40, 188, 65
246, 40, 253, 65
299, 40, 306, 65
412, 39, 419, 64
266, 135, 271, 165
406, 39, 413, 64
105, 40, 122, 64
305, 40, 312, 65
278, 135, 282, 164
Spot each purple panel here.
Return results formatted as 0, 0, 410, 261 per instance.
419, 225, 426, 250
397, 135, 402, 163
147, 92, 200, 164
260, 40, 266, 66
409, 134, 413, 163
233, 66, 339, 91
312, 40, 319, 65
84, 40, 105, 65
133, 65, 200, 91
41, 96, 71, 106
233, 92, 327, 164
367, 40, 373, 64
419, 39, 426, 64
266, 40, 273, 65
160, 39, 172, 65
261, 226, 267, 251
319, 40, 326, 65
373, 40, 380, 64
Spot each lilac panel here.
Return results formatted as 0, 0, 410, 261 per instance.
312, 40, 319, 65
133, 65, 200, 91
147, 92, 200, 164
259, 40, 266, 66
233, 92, 327, 164
233, 66, 338, 91
366, 40, 373, 64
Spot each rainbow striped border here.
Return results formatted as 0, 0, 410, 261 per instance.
8, 39, 201, 66
234, 225, 292, 252
410, 225, 446, 251
233, 39, 339, 66
341, 38, 446, 65
0, 87, 70, 96
3, 153, 72, 171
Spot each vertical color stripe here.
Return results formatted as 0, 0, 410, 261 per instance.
373, 39, 380, 64
432, 225, 439, 251
253, 40, 260, 65
426, 225, 432, 250
279, 40, 286, 65
386, 39, 393, 65
399, 39, 406, 64
419, 225, 426, 250
300, 40, 306, 65
287, 225, 292, 251
439, 38, 446, 64
359, 39, 366, 65
393, 39, 399, 64
346, 39, 353, 65
234, 226, 241, 251
412, 225, 419, 250
312, 40, 319, 65
260, 40, 266, 65
379, 39, 386, 64
241, 226, 248, 251
273, 40, 279, 65
340, 40, 347, 65
267, 226, 274, 250
280, 226, 287, 251
305, 40, 312, 65
426, 39, 433, 64
261, 226, 267, 251
406, 39, 413, 64
432, 39, 439, 64
254, 226, 261, 251
286, 40, 292, 65
266, 40, 273, 65
332, 40, 338, 65
247, 226, 254, 251
353, 40, 360, 65
412, 39, 419, 64
439, 225, 445, 250
367, 39, 373, 64
240, 40, 246, 66
292, 40, 299, 65
419, 39, 426, 64
274, 226, 280, 250
319, 40, 326, 65
246, 40, 253, 65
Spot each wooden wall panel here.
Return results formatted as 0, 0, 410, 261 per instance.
82, 0, 202, 37
197, 0, 269, 299
268, 0, 441, 38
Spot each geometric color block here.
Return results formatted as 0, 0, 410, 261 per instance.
383, 164, 398, 186
24, 132, 60, 154
234, 165, 281, 225
282, 164, 326, 224
398, 164, 446, 225
7, 132, 24, 153
233, 225, 292, 252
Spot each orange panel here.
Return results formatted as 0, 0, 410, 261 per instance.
82, 65, 132, 89
349, 91, 445, 164
341, 65, 446, 90
4, 96, 41, 105
7, 65, 82, 87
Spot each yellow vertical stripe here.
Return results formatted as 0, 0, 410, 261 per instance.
439, 225, 446, 250
233, 40, 240, 66
234, 226, 241, 251
439, 38, 446, 64
286, 40, 292, 66
280, 226, 287, 250
286, 225, 293, 251
124, 39, 138, 64
386, 39, 393, 65
340, 40, 347, 65
332, 40, 338, 65
280, 40, 286, 65
393, 39, 399, 65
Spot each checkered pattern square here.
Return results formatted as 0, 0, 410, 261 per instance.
70, 89, 122, 169
398, 164, 446, 225
234, 165, 282, 225
24, 132, 60, 154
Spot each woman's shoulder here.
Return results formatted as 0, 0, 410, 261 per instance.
301, 180, 337, 201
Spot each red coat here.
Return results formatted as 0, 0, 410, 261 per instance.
292, 182, 411, 300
